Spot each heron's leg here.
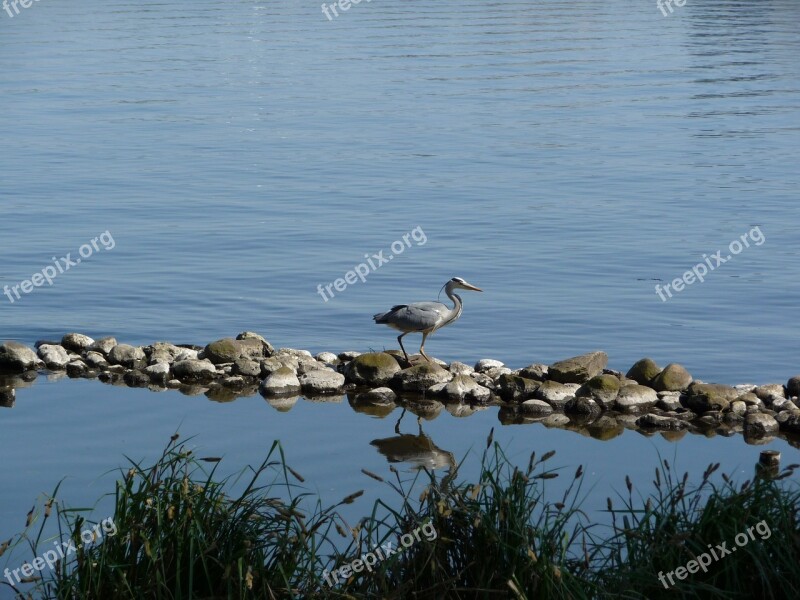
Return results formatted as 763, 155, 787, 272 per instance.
394, 408, 406, 434
419, 332, 431, 362
397, 333, 410, 362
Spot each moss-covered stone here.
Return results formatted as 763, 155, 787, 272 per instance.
391, 363, 452, 392
496, 374, 541, 402
685, 382, 739, 413
651, 363, 692, 392
549, 351, 608, 384
344, 352, 401, 385
625, 358, 661, 386
576, 374, 620, 407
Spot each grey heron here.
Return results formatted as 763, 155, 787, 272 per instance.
373, 277, 482, 362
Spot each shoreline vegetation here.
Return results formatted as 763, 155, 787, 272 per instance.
1, 434, 799, 599
2, 333, 800, 445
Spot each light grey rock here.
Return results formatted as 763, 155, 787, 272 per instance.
337, 351, 361, 362
174, 348, 199, 362
87, 337, 117, 356
470, 372, 496, 390
549, 351, 608, 384
535, 380, 575, 406
0, 341, 41, 372
442, 375, 491, 403
315, 352, 339, 364
344, 352, 402, 386
260, 357, 290, 377
564, 396, 601, 416
276, 347, 314, 360
729, 400, 747, 415
448, 361, 474, 376
656, 392, 682, 411
37, 344, 70, 369
519, 399, 553, 415
614, 384, 658, 413
61, 333, 95, 353
575, 374, 620, 408
484, 366, 512, 380
391, 363, 452, 392
754, 384, 786, 403
260, 366, 302, 396
173, 359, 217, 383
145, 362, 171, 385
108, 344, 147, 368
744, 413, 779, 438
298, 369, 345, 394
771, 397, 793, 411
474, 359, 504, 373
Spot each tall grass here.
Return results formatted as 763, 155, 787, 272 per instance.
2, 433, 798, 599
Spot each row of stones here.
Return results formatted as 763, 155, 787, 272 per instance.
1, 336, 799, 439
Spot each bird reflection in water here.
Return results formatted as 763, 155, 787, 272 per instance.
370, 408, 455, 471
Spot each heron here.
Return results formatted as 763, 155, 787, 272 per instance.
373, 277, 482, 363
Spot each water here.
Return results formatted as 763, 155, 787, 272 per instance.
1, 0, 799, 582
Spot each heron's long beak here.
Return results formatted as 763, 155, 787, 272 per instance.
462, 283, 483, 292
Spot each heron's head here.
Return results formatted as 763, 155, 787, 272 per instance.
448, 277, 482, 292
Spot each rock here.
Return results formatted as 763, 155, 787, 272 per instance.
535, 380, 575, 407
61, 333, 95, 353
549, 351, 608, 384
344, 352, 401, 386
298, 369, 345, 394
338, 351, 361, 362
448, 361, 474, 376
296, 358, 325, 375
564, 396, 601, 417
233, 358, 262, 377
744, 413, 779, 439
470, 372, 496, 390
519, 399, 553, 415
729, 400, 747, 415
754, 384, 786, 405
173, 359, 217, 383
87, 337, 117, 356
145, 362, 171, 385
315, 352, 339, 364
778, 413, 800, 434
651, 363, 692, 392
260, 366, 301, 396
204, 338, 271, 365
0, 341, 41, 372
37, 345, 70, 370
357, 387, 397, 403
66, 360, 88, 378
84, 351, 109, 369
656, 392, 682, 411
442, 375, 491, 403
144, 342, 184, 364
685, 382, 738, 413
174, 348, 199, 362
276, 348, 314, 360
517, 363, 548, 381
123, 370, 150, 387
474, 359, 504, 373
575, 374, 620, 408
625, 358, 661, 386
108, 344, 147, 368
391, 363, 452, 392
236, 332, 275, 356
220, 376, 248, 389
787, 376, 800, 398
614, 384, 658, 413
260, 357, 290, 377
484, 366, 512, 380
636, 413, 688, 430
496, 374, 540, 402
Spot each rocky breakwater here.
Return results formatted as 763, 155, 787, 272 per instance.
2, 335, 800, 444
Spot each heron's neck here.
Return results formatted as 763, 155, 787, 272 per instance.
445, 289, 463, 324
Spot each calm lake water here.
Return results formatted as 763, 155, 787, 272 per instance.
1, 0, 799, 586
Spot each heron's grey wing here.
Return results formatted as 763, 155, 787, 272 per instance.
374, 302, 448, 331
